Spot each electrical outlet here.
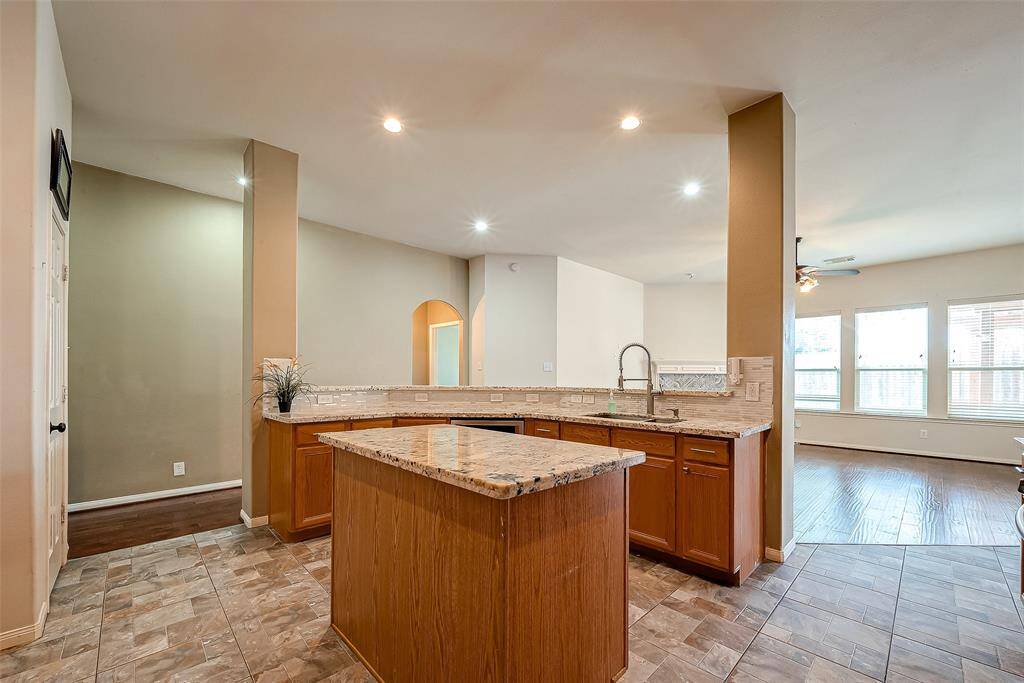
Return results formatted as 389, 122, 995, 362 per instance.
582, 394, 595, 404
414, 393, 429, 402
316, 393, 335, 405
745, 382, 760, 402
542, 361, 554, 372
919, 429, 928, 439
525, 393, 540, 403
795, 419, 802, 428
490, 393, 503, 402
569, 395, 582, 404
173, 461, 185, 477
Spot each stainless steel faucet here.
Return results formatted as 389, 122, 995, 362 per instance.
617, 343, 661, 416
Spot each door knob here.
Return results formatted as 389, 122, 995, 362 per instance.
50, 422, 66, 433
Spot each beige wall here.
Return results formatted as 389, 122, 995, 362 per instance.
644, 283, 727, 362
796, 244, 1024, 463
296, 219, 469, 386
1, 0, 72, 646
68, 164, 244, 503
726, 94, 797, 556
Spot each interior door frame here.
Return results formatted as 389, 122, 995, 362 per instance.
428, 320, 461, 385
45, 202, 70, 590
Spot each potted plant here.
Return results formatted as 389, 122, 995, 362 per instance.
252, 358, 314, 413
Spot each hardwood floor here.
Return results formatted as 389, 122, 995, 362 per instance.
67, 486, 242, 558
795, 444, 1021, 545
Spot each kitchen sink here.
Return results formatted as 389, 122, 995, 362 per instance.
584, 413, 685, 424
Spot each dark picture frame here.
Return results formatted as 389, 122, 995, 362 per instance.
50, 128, 72, 220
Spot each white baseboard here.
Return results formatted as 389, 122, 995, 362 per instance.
67, 480, 242, 512
764, 537, 797, 563
796, 439, 1019, 466
240, 508, 268, 528
0, 601, 47, 651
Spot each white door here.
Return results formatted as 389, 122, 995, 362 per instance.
46, 209, 69, 588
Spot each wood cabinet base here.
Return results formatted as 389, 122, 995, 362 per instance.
331, 448, 628, 682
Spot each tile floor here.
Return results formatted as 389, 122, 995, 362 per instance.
2, 524, 1022, 682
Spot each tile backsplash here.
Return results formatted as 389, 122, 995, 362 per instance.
264, 356, 773, 423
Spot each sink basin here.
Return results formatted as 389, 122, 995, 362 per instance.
584, 413, 685, 424
584, 412, 652, 422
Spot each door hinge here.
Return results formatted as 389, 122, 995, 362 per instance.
62, 385, 68, 403
61, 503, 66, 524
62, 265, 69, 282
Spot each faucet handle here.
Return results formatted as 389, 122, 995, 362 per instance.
663, 408, 680, 418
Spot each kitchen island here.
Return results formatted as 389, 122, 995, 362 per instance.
318, 424, 645, 682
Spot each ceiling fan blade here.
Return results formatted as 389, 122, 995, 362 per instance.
814, 268, 861, 277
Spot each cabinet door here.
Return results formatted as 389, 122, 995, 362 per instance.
679, 461, 730, 570
628, 455, 676, 552
294, 445, 333, 529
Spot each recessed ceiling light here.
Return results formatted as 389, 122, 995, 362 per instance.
620, 115, 641, 131
236, 177, 248, 187
474, 220, 489, 232
383, 117, 403, 133
682, 182, 701, 197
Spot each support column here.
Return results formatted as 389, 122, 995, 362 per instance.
726, 94, 796, 559
241, 140, 298, 524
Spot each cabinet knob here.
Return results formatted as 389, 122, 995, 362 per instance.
682, 466, 690, 474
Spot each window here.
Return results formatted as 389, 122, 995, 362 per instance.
948, 297, 1024, 421
795, 314, 841, 411
855, 306, 928, 415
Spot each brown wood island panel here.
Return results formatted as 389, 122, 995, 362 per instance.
330, 448, 628, 682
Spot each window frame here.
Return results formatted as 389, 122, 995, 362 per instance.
794, 311, 842, 412
946, 294, 1024, 423
853, 302, 929, 417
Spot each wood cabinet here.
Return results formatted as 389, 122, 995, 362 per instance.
560, 422, 610, 446
268, 419, 350, 542
526, 419, 560, 439
351, 418, 395, 430
678, 460, 731, 569
626, 454, 676, 552
394, 417, 449, 427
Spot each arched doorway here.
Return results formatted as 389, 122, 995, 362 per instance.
412, 300, 463, 385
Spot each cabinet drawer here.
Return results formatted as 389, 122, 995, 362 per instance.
561, 422, 610, 446
295, 420, 349, 446
680, 437, 730, 466
351, 418, 395, 430
612, 428, 675, 457
531, 419, 560, 439
394, 417, 448, 427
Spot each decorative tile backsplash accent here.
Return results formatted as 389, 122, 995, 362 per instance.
265, 356, 774, 424
658, 372, 727, 392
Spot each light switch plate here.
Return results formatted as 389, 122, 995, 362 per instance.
490, 393, 503, 402
525, 393, 540, 403
542, 361, 554, 372
173, 461, 185, 477
582, 394, 595, 404
745, 382, 760, 402
414, 393, 429, 402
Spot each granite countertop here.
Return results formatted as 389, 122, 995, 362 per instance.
264, 405, 771, 438
318, 424, 646, 499
309, 384, 733, 398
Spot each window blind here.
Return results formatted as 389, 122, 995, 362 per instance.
948, 298, 1024, 421
855, 306, 928, 416
795, 314, 841, 411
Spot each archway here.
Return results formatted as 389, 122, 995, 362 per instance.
411, 300, 464, 385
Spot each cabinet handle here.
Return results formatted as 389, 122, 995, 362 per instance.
682, 466, 690, 474
536, 428, 552, 433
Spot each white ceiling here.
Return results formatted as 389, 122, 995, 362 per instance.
54, 1, 1023, 283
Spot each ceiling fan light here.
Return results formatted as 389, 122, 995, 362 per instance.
798, 274, 819, 293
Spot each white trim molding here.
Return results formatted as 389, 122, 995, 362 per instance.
67, 480, 242, 512
796, 439, 1018, 466
764, 538, 798, 564
239, 508, 268, 528
0, 601, 47, 652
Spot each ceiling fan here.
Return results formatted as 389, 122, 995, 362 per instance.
795, 237, 861, 292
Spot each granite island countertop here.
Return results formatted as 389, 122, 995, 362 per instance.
265, 405, 771, 438
318, 424, 646, 499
